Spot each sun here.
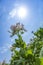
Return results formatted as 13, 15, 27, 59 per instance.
9, 6, 27, 19
17, 6, 27, 19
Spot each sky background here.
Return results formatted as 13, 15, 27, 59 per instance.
0, 0, 43, 63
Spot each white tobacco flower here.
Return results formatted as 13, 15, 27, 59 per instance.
10, 25, 16, 31
10, 22, 27, 36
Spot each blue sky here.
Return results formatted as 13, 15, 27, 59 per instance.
0, 0, 43, 63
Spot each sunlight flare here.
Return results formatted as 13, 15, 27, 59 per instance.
17, 6, 27, 18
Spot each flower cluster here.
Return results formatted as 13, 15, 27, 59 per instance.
9, 22, 27, 37
11, 22, 27, 32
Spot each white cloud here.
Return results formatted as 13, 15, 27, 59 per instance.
9, 9, 16, 18
0, 44, 12, 53
1, 48, 8, 53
